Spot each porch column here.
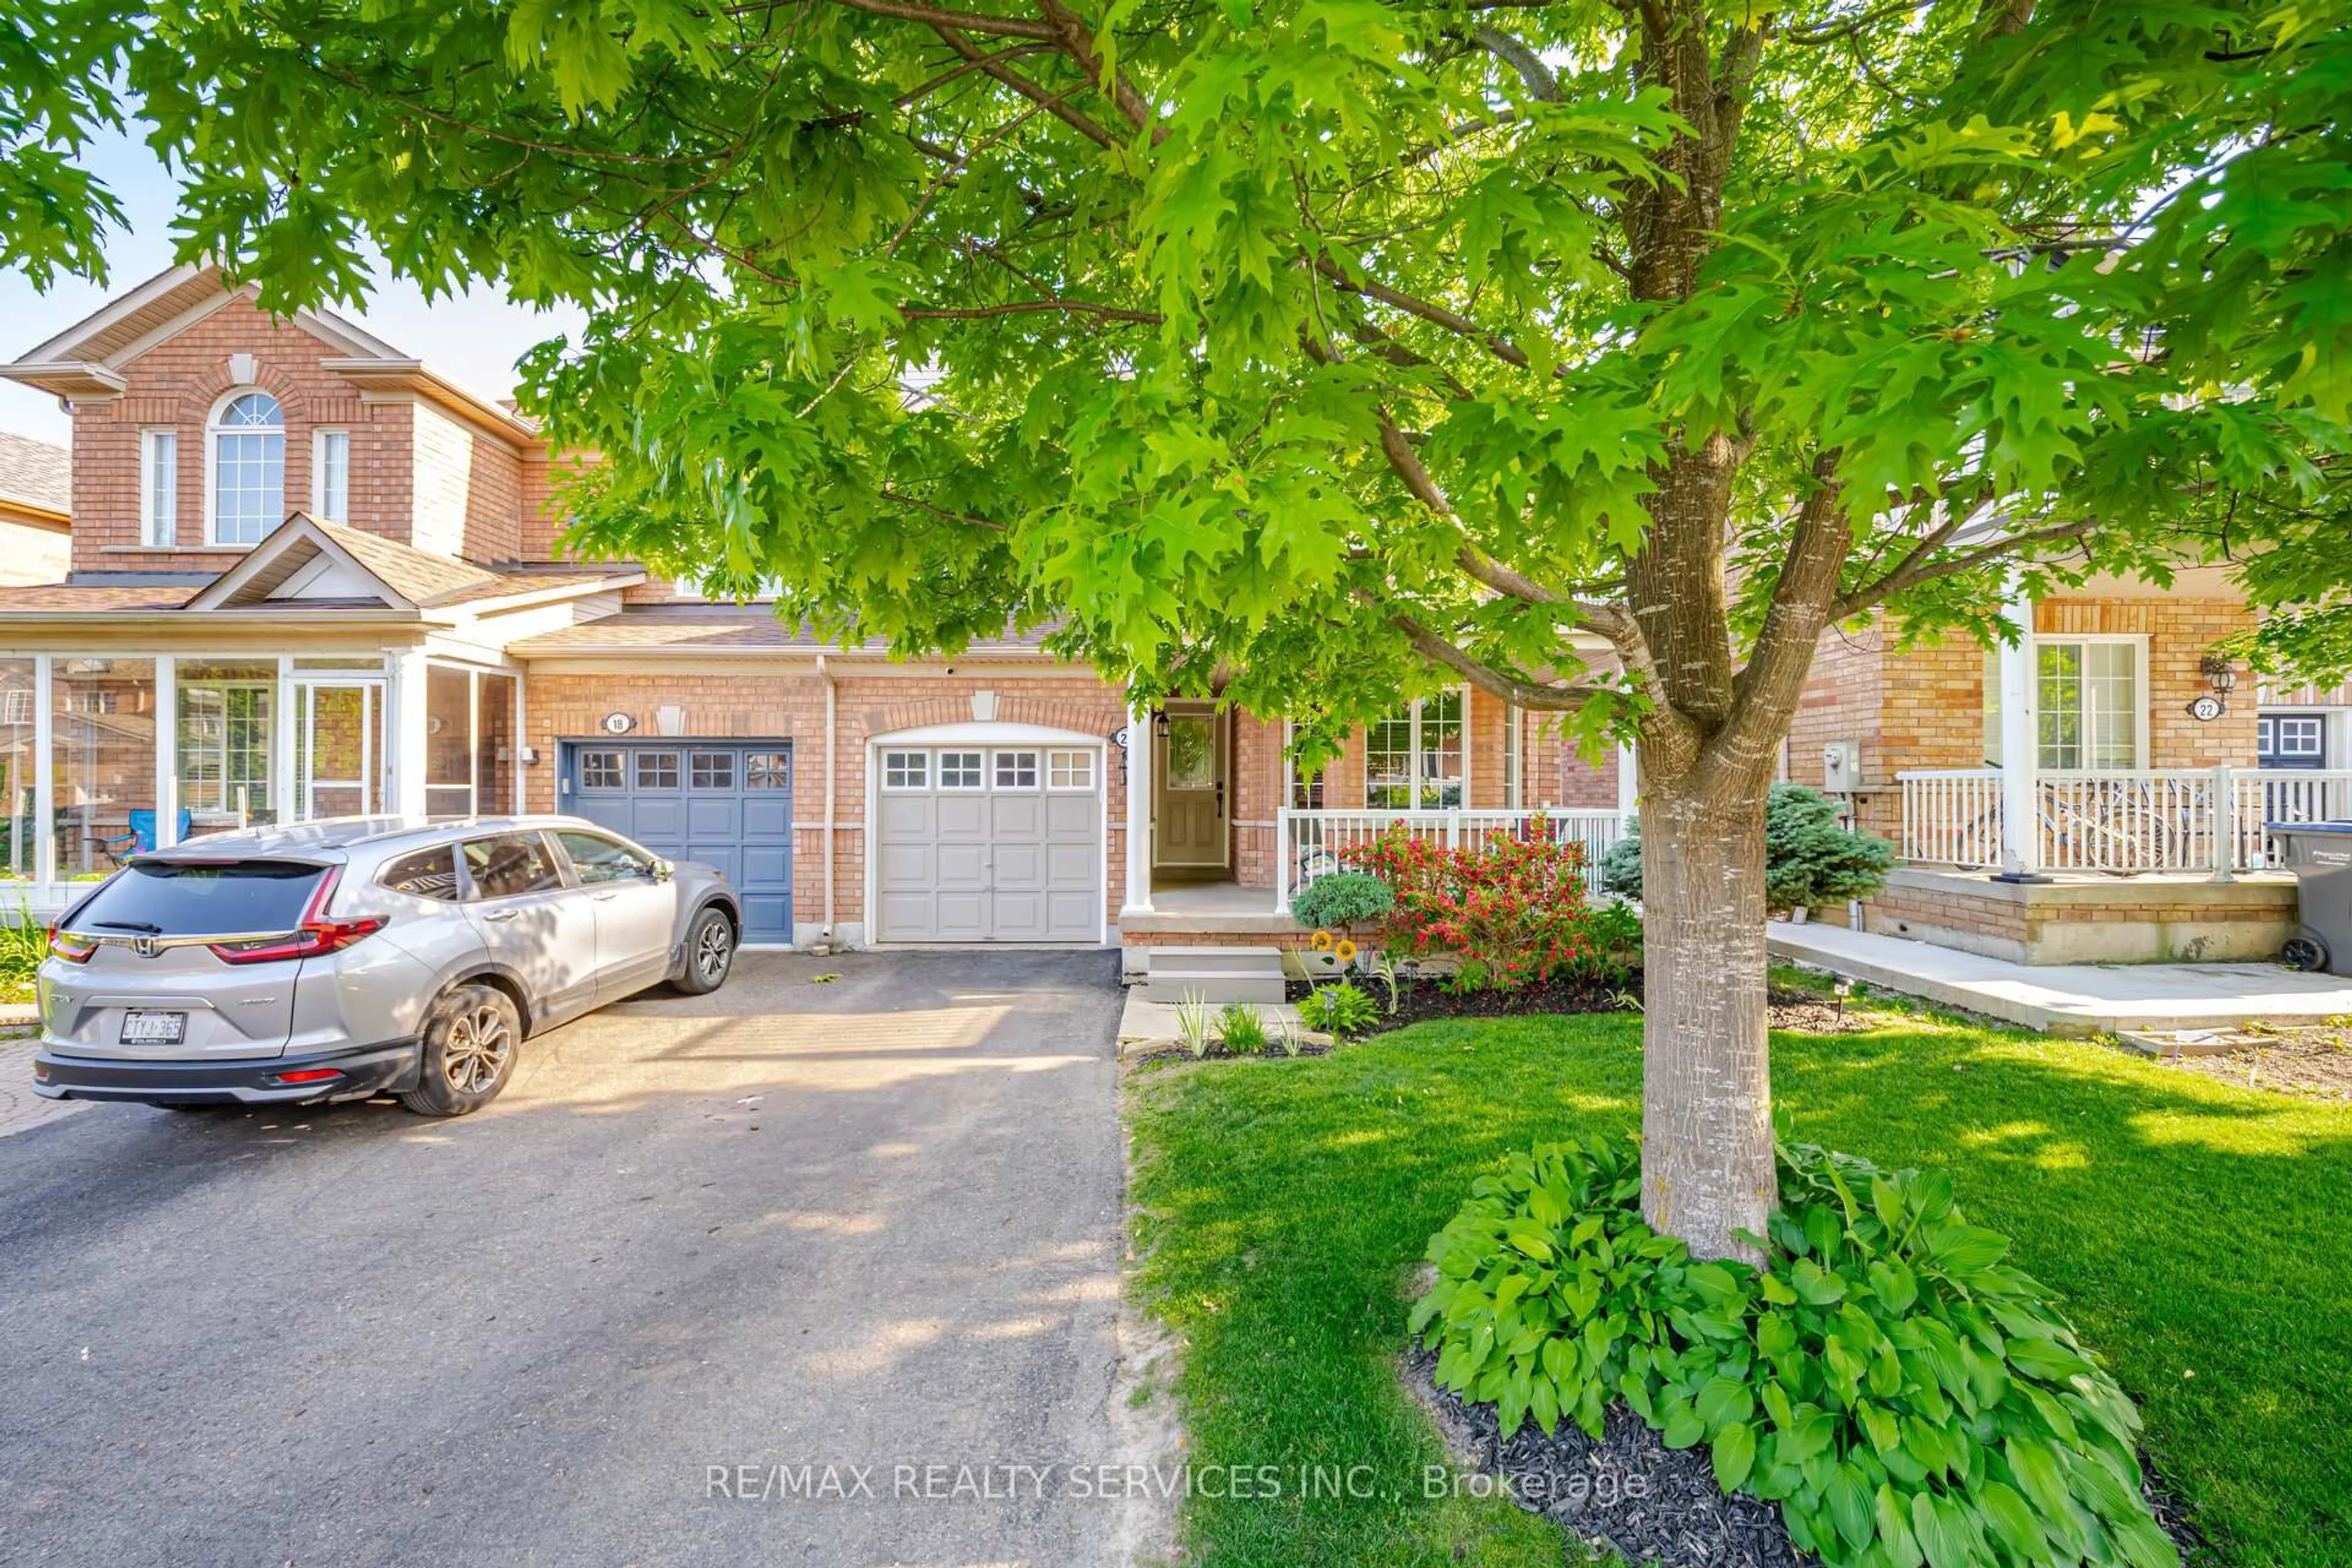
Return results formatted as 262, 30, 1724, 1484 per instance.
1616, 742, 1638, 815
1121, 699, 1155, 916
153, 657, 178, 848
385, 647, 431, 817
1996, 579, 2043, 879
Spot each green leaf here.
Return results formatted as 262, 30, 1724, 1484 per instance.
1977, 1480, 2048, 1561
1711, 1421, 1758, 1491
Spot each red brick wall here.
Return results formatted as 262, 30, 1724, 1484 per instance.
67, 293, 536, 571
1231, 710, 1283, 888
74, 298, 384, 571
2037, 598, 2259, 767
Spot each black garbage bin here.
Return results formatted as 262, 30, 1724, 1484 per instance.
2269, 822, 2352, 975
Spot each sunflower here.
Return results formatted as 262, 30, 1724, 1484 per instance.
1335, 938, 1358, 964
1310, 929, 1336, 951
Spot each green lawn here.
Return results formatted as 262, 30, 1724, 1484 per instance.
1126, 1004, 2352, 1567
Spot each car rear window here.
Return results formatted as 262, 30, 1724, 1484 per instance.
68, 860, 328, 936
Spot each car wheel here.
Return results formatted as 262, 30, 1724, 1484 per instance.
673, 907, 736, 995
399, 982, 521, 1118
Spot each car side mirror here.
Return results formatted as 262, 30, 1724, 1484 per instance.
648, 858, 674, 883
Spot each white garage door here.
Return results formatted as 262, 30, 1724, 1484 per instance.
875, 744, 1102, 942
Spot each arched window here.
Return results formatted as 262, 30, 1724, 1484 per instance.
209, 390, 285, 545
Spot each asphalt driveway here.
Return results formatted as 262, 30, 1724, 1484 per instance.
0, 949, 1145, 1567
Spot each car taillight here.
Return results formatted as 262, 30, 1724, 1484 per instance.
206, 867, 386, 965
48, 927, 96, 963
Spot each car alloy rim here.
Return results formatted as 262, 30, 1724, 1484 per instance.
442, 1004, 514, 1093
696, 922, 731, 981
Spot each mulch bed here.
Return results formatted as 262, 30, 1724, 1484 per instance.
1408, 1348, 1817, 1567
1284, 974, 1877, 1039
1129, 1039, 1335, 1066
1408, 1348, 2207, 1567
2139, 1028, 2352, 1099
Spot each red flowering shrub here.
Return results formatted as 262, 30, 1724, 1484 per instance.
1348, 819, 1624, 990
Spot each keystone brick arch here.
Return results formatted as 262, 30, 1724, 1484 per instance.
860, 685, 1128, 742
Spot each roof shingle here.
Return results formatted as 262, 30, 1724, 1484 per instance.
0, 431, 70, 514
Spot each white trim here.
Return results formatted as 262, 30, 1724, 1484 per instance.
203, 386, 287, 546
311, 428, 350, 522
32, 655, 53, 886
8, 263, 205, 366
1366, 685, 1469, 809
873, 720, 1109, 747
879, 748, 930, 791
2031, 632, 2150, 771
862, 721, 1111, 948
153, 656, 178, 848
140, 428, 178, 546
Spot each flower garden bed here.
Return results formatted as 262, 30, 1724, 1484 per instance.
1284, 974, 1874, 1038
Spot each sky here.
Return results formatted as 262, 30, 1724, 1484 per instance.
0, 127, 586, 448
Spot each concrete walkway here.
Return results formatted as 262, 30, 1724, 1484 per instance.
1769, 922, 2352, 1034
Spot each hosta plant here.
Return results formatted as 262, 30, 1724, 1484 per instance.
1295, 982, 1381, 1042
1412, 1137, 2173, 1568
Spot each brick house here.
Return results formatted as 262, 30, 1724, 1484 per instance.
0, 265, 1630, 955
1785, 576, 2345, 964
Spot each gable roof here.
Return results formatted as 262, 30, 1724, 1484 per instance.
184, 514, 503, 611
0, 431, 70, 520
164, 513, 642, 617
1, 264, 539, 443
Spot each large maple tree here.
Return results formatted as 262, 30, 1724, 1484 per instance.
6, 0, 2348, 1256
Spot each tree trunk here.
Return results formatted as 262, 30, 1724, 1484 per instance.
1638, 772, 1776, 1263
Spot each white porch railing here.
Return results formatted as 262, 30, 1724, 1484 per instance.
1275, 807, 1627, 911
1898, 766, 2352, 875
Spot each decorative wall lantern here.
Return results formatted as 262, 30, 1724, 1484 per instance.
2199, 650, 2239, 696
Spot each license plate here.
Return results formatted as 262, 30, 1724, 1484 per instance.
120, 1010, 187, 1046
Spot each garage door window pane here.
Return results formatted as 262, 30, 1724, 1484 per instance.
635, 751, 679, 790
580, 749, 623, 790
1048, 750, 1094, 790
883, 750, 927, 790
746, 751, 790, 788
691, 751, 735, 790
939, 750, 983, 789
995, 750, 1039, 790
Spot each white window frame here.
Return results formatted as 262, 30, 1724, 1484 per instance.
881, 750, 929, 791
205, 387, 287, 546
140, 429, 177, 546
311, 428, 349, 522
1047, 748, 1095, 790
937, 749, 985, 790
1366, 687, 1469, 809
993, 749, 1041, 791
1988, 635, 2149, 772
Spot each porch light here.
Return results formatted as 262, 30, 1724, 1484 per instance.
2199, 651, 2238, 695
1153, 710, 1171, 739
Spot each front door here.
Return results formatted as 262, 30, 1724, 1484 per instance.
292, 679, 380, 820
1153, 705, 1228, 870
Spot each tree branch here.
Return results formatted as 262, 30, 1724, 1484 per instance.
934, 28, 1121, 148
1832, 514, 2100, 617
828, 0, 1062, 38
900, 297, 1161, 321
1472, 24, 1561, 102
1313, 257, 1539, 374
1382, 605, 1613, 712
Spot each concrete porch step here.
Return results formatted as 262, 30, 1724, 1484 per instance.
1140, 946, 1289, 1005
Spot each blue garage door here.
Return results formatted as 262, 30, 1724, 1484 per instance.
559, 740, 794, 943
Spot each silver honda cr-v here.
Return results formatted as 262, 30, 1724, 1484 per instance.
31, 815, 742, 1117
